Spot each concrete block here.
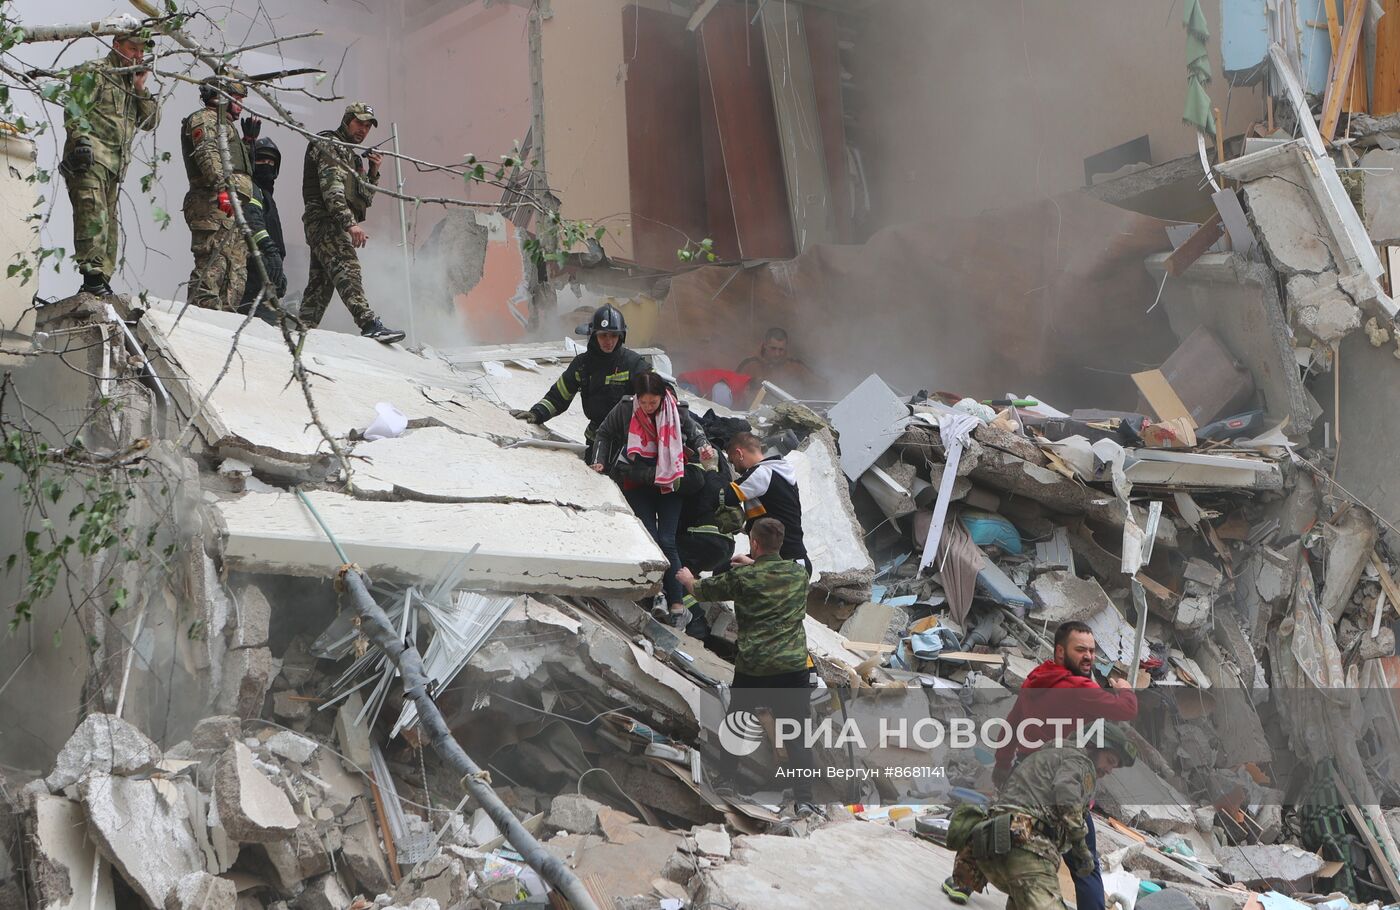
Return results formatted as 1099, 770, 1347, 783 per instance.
217, 648, 276, 720
262, 825, 331, 893
28, 793, 115, 910
272, 692, 313, 724
1028, 571, 1114, 625
1216, 844, 1325, 889
333, 694, 373, 772
1285, 272, 1361, 344
691, 827, 732, 858
839, 601, 904, 646
1320, 507, 1378, 621
339, 815, 391, 896
44, 714, 161, 794
295, 874, 350, 910
191, 716, 242, 754
231, 582, 272, 650
546, 794, 603, 835
1242, 178, 1335, 274
390, 854, 471, 910
265, 732, 319, 765
76, 775, 204, 909
213, 743, 300, 843
164, 872, 236, 910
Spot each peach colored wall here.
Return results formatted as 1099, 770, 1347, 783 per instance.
540, 0, 677, 262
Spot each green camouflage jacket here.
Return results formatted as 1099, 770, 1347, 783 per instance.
181, 107, 252, 197
301, 124, 378, 231
993, 746, 1097, 869
62, 51, 160, 179
694, 554, 809, 676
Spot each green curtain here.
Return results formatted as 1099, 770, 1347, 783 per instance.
1184, 0, 1215, 136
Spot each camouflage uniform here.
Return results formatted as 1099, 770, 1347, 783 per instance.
60, 49, 160, 282
952, 747, 1098, 910
697, 553, 814, 800
182, 105, 252, 311
694, 553, 810, 676
299, 112, 380, 329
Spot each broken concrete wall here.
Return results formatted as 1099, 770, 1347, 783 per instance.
1147, 252, 1319, 435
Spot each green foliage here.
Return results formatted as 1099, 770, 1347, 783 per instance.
677, 237, 718, 263
1, 398, 148, 629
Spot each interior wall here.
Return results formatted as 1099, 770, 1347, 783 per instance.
540, 0, 680, 263
854, 0, 1264, 228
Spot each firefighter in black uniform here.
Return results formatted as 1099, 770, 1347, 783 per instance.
513, 304, 651, 451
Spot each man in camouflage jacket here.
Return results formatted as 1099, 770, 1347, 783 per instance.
298, 102, 403, 343
945, 729, 1136, 910
60, 32, 160, 296
181, 76, 252, 311
677, 517, 819, 815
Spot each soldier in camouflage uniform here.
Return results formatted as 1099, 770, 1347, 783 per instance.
677, 517, 820, 817
943, 727, 1137, 910
60, 32, 160, 296
182, 76, 252, 311
298, 102, 404, 343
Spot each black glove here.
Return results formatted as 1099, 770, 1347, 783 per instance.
510, 409, 539, 424
62, 142, 94, 176
1070, 849, 1095, 879
258, 240, 287, 297
241, 115, 261, 141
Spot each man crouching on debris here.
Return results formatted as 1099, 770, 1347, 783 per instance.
675, 518, 821, 819
989, 620, 1138, 910
943, 726, 1137, 910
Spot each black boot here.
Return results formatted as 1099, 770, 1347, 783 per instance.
78, 272, 112, 297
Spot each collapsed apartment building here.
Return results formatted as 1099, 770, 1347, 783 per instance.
10, 1, 1400, 910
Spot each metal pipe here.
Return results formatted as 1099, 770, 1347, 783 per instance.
337, 568, 600, 910
391, 123, 416, 347
104, 303, 171, 415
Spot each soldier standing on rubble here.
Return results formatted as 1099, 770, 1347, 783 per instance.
299, 102, 405, 343
182, 76, 253, 311
512, 304, 651, 450
675, 518, 821, 819
60, 30, 160, 297
967, 620, 1138, 910
944, 728, 1137, 910
723, 432, 809, 571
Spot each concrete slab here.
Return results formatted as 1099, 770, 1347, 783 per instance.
786, 429, 876, 592
696, 820, 1004, 910
30, 794, 115, 910
213, 742, 300, 843
1361, 149, 1400, 244
828, 374, 911, 481
77, 774, 204, 908
135, 304, 526, 467
214, 490, 665, 597
349, 425, 632, 512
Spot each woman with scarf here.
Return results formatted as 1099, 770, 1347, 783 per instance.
591, 372, 714, 625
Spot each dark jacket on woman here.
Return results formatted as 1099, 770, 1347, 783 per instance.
590, 394, 708, 483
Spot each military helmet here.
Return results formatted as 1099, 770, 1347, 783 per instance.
251, 136, 281, 176
199, 75, 248, 105
1097, 723, 1138, 768
576, 303, 627, 340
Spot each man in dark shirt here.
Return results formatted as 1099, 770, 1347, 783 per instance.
723, 432, 808, 570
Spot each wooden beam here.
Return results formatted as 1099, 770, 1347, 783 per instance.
1321, 0, 1367, 141
1163, 212, 1224, 276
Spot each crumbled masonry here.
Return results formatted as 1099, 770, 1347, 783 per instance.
11, 25, 1400, 910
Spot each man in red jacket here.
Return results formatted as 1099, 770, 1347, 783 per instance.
983, 620, 1137, 910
